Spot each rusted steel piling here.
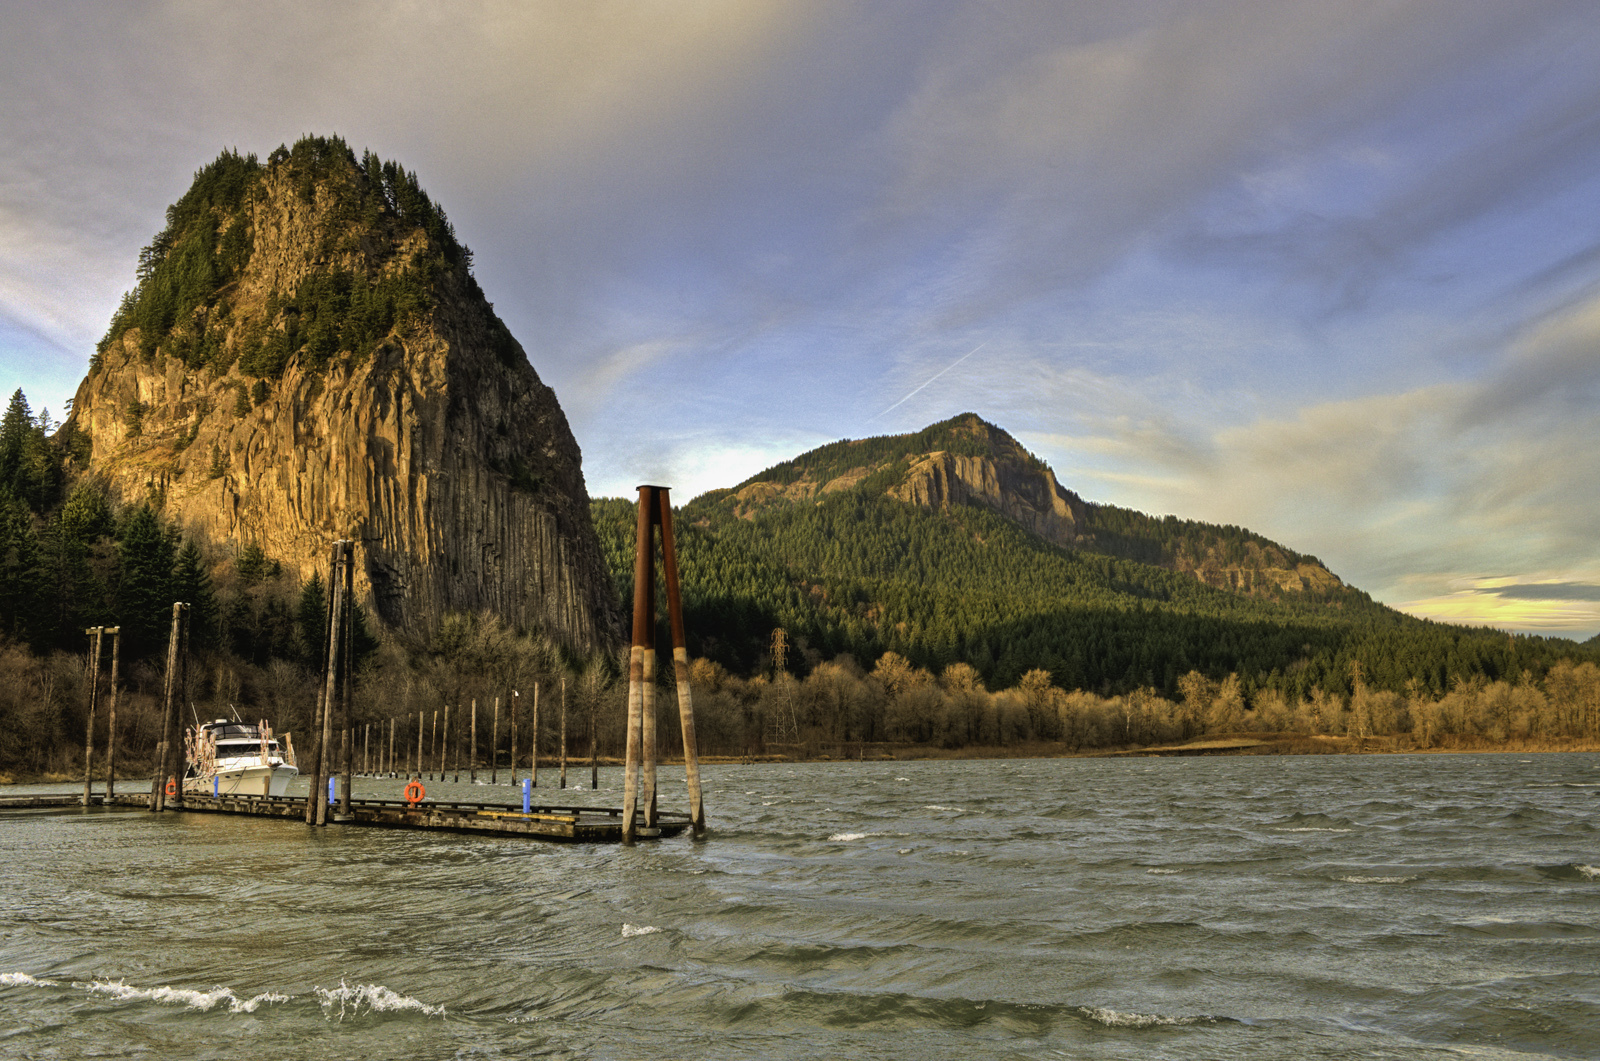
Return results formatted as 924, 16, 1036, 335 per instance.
623, 485, 706, 843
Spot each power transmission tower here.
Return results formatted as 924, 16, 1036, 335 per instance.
769, 627, 799, 747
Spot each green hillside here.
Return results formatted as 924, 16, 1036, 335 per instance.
592, 417, 1597, 700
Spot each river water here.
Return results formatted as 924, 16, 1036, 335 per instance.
1, 754, 1596, 1060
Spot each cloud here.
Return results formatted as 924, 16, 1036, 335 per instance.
1485, 583, 1600, 602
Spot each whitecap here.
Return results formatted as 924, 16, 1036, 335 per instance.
828, 832, 871, 842
1335, 875, 1417, 884
1146, 868, 1181, 875
314, 980, 443, 1019
1, 972, 60, 987
895, 777, 909, 782
77, 979, 289, 1013
621, 923, 662, 938
1577, 864, 1599, 880
1274, 827, 1353, 833
1079, 1005, 1214, 1028
924, 805, 963, 813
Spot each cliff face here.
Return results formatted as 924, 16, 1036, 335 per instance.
69, 138, 621, 648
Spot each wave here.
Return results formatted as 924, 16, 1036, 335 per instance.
0, 972, 60, 987
2, 972, 440, 1020
1076, 1005, 1221, 1028
827, 832, 875, 842
1335, 874, 1418, 884
621, 923, 662, 938
81, 979, 289, 1013
315, 980, 445, 1019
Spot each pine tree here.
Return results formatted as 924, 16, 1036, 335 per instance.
115, 505, 176, 658
172, 540, 218, 645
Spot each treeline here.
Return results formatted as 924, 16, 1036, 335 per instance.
674, 652, 1600, 754
94, 134, 516, 384
591, 491, 1599, 702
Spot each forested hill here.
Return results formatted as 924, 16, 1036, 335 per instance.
698, 413, 1352, 603
590, 415, 1597, 699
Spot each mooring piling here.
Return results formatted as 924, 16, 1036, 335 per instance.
104, 627, 120, 798
510, 689, 519, 785
559, 676, 568, 789
623, 485, 706, 842
470, 698, 478, 783
309, 540, 350, 827
430, 708, 439, 780
388, 716, 396, 778
531, 682, 540, 788
83, 626, 103, 807
363, 724, 370, 776
491, 696, 500, 784
152, 601, 189, 812
657, 488, 706, 834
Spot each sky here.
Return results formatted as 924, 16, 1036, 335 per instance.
2, 1, 1598, 639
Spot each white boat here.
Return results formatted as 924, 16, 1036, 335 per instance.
183, 718, 299, 797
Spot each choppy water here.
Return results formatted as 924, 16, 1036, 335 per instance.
2, 754, 1597, 1060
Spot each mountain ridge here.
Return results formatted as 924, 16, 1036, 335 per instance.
693, 413, 1350, 604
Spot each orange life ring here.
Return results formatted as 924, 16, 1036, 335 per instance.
164, 777, 177, 798
404, 780, 425, 805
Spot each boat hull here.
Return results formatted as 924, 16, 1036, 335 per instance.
185, 763, 298, 798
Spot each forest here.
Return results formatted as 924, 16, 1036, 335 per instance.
1, 385, 1597, 781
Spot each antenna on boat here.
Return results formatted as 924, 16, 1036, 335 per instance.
190, 702, 201, 727
230, 703, 243, 722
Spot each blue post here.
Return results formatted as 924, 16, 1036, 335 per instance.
212, 775, 218, 797
329, 776, 336, 805
522, 778, 531, 814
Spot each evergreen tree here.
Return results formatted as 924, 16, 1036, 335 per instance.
172, 540, 218, 645
115, 505, 176, 658
296, 571, 327, 664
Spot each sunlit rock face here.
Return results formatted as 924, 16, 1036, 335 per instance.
68, 139, 622, 648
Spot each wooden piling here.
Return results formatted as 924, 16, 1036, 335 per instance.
590, 680, 598, 790
339, 723, 353, 819
470, 698, 478, 783
311, 541, 348, 827
491, 696, 500, 784
388, 717, 396, 778
104, 627, 120, 798
444, 702, 454, 783
510, 690, 519, 784
531, 683, 540, 788
657, 487, 706, 834
430, 709, 439, 779
363, 724, 370, 776
559, 677, 568, 789
416, 710, 424, 778
83, 626, 103, 807
152, 602, 187, 812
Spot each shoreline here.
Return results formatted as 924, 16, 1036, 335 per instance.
4, 736, 1595, 785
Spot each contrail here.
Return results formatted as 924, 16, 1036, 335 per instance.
872, 341, 988, 421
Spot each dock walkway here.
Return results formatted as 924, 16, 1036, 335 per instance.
5, 792, 688, 843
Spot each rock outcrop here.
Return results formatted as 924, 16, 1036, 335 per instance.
67, 137, 621, 648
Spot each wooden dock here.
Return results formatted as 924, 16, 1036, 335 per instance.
4, 792, 690, 843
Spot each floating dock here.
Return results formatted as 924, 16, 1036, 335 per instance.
3, 792, 690, 843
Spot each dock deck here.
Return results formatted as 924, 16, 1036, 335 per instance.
4, 792, 690, 842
